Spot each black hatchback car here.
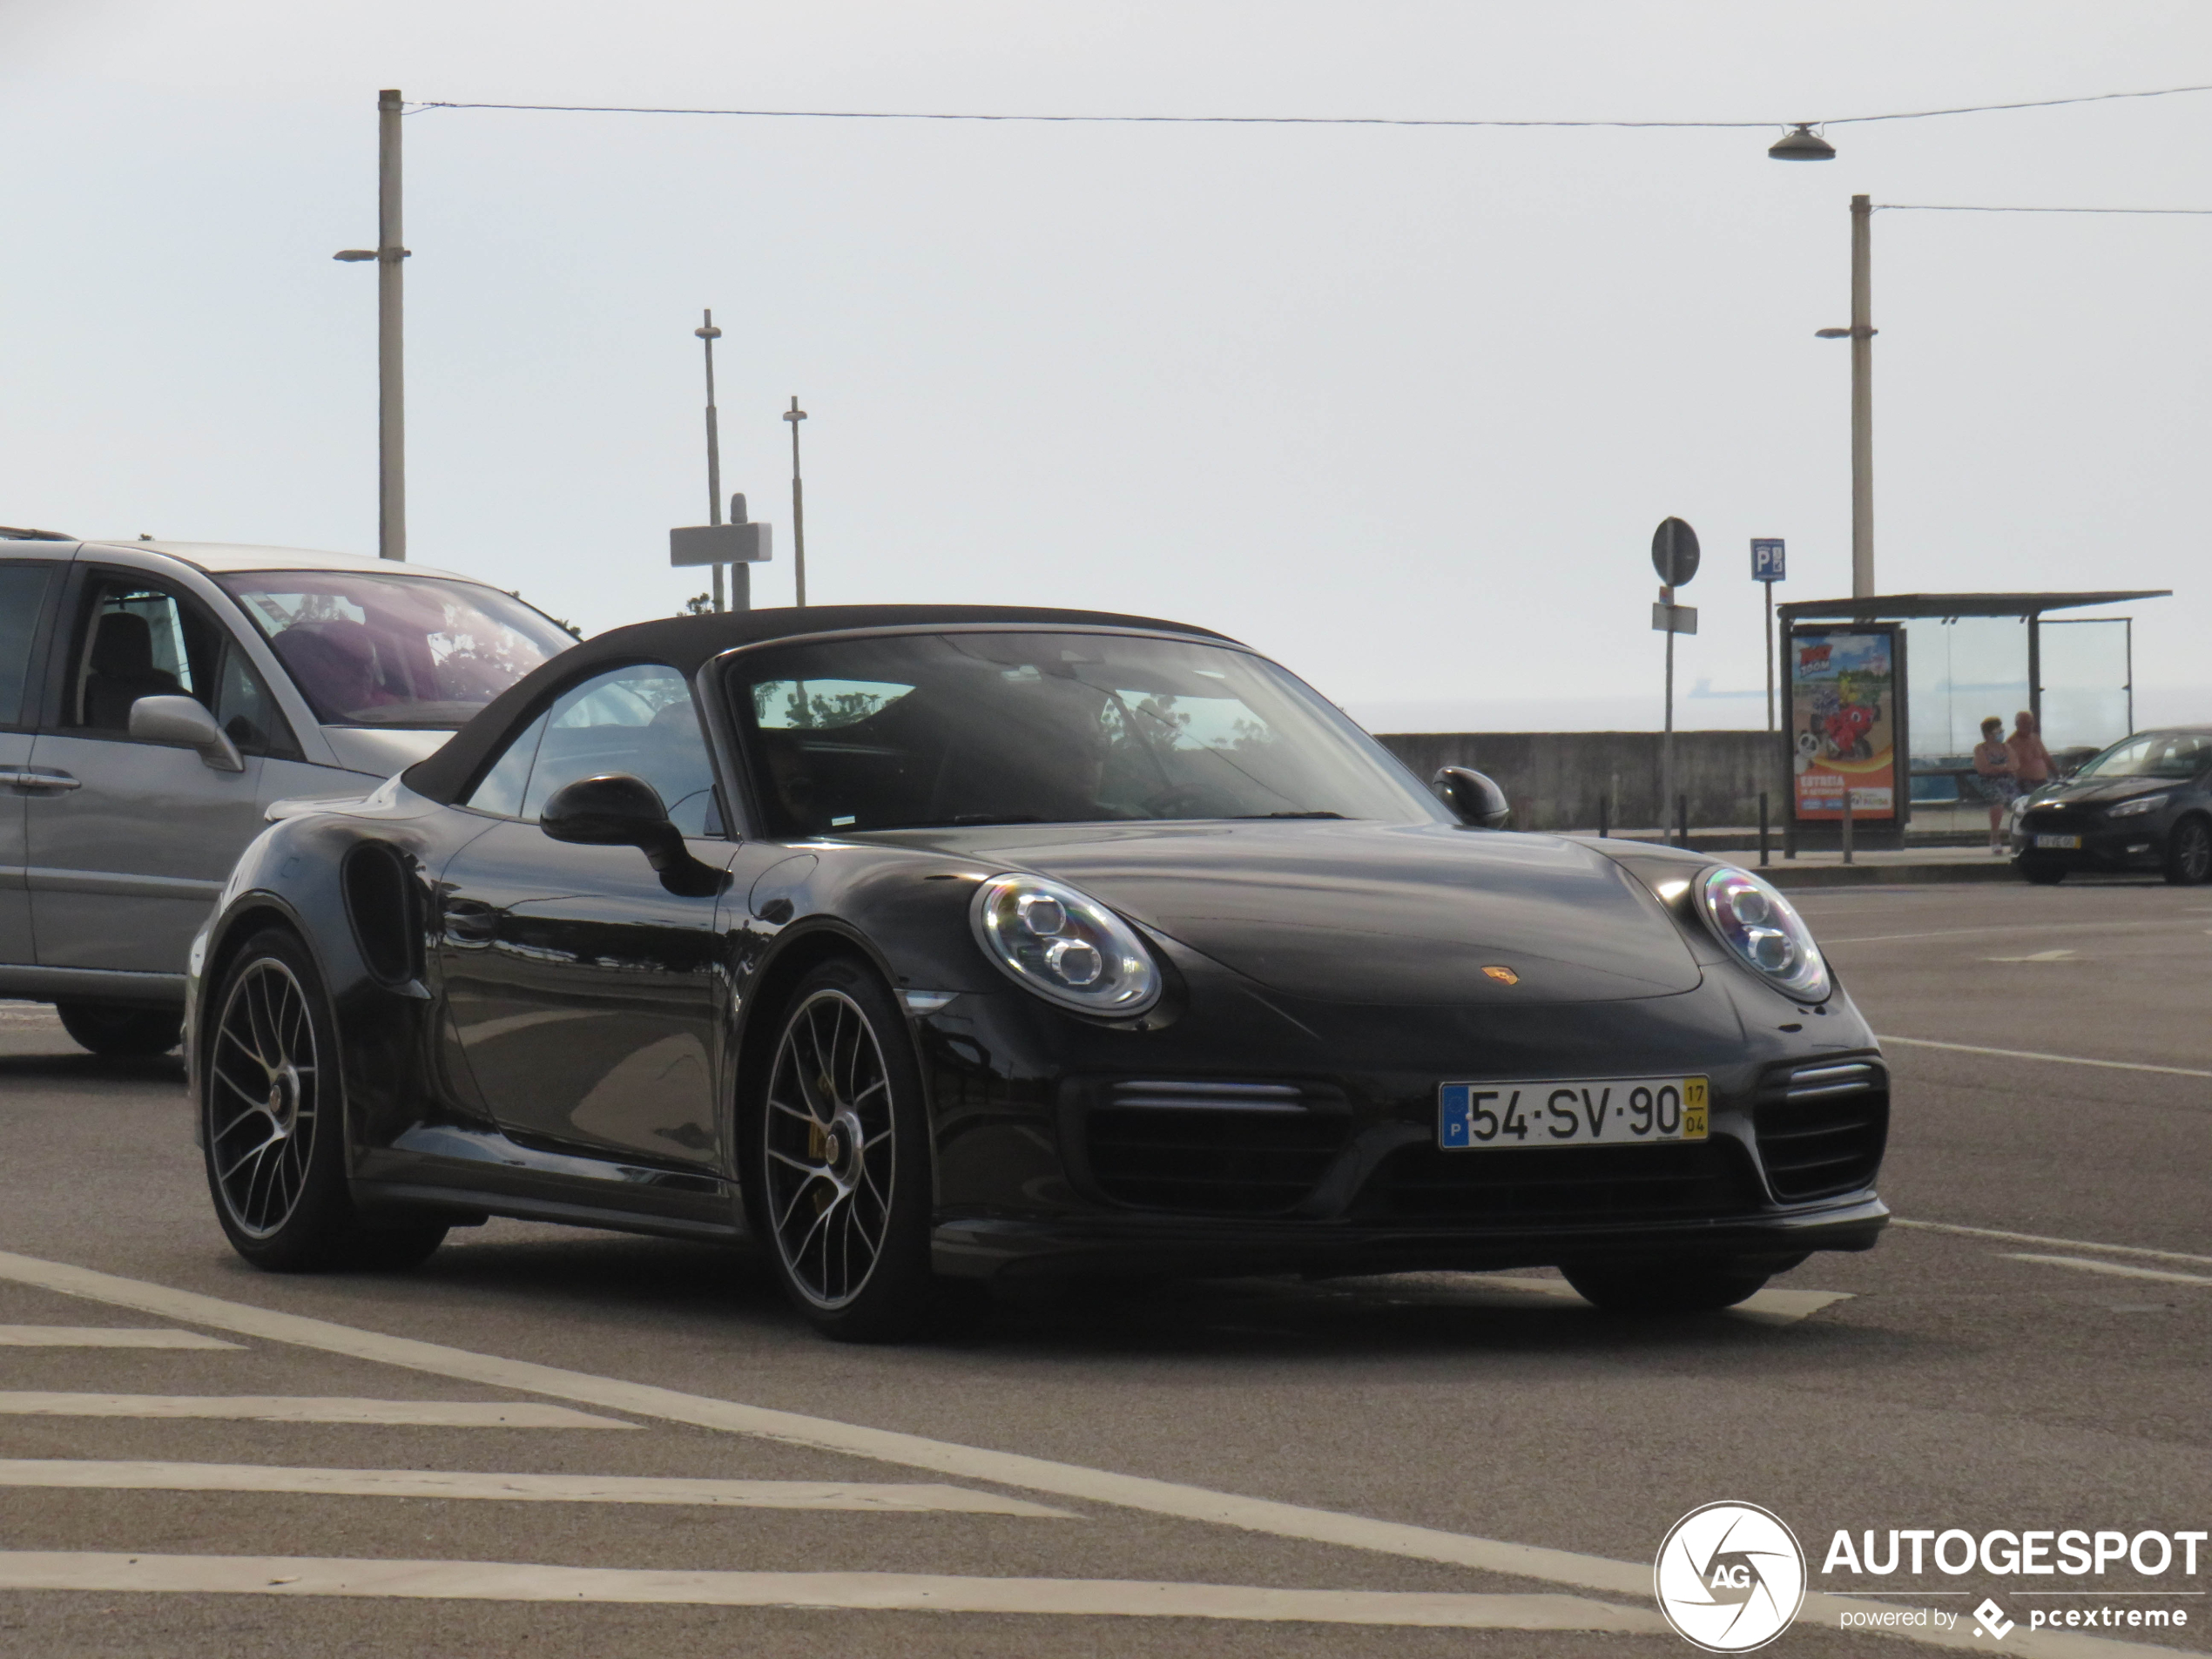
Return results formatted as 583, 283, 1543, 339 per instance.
2012, 725, 2212, 885
187, 605, 1888, 1340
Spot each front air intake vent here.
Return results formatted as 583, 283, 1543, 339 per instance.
1075, 1079, 1353, 1216
342, 842, 421, 986
1753, 1058, 1888, 1200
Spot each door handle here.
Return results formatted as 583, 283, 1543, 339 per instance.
441, 899, 502, 944
1, 769, 81, 792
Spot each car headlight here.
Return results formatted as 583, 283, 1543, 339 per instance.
2107, 792, 2168, 819
1698, 867, 1831, 1003
970, 873, 1162, 1016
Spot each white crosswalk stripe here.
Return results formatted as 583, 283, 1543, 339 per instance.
0, 1393, 637, 1427
0, 1325, 241, 1349
0, 1460, 1076, 1514
0, 1552, 1667, 1630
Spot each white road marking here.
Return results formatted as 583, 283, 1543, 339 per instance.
2001, 1254, 2212, 1289
1875, 1035, 2212, 1080
0, 1325, 240, 1349
0, 1461, 1073, 1515
0, 1553, 1662, 1630
0, 1394, 637, 1428
1984, 948, 2077, 962
0, 1251, 2180, 1658
1893, 1219, 2212, 1269
1817, 920, 2192, 946
1467, 1275, 1852, 1326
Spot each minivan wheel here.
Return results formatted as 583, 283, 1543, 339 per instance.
754, 960, 935, 1342
2164, 816, 2212, 886
1561, 1258, 1772, 1316
56, 1001, 182, 1058
202, 929, 447, 1273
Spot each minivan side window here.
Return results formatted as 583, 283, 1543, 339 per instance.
65, 574, 298, 757
0, 564, 53, 728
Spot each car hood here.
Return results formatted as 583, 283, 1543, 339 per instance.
2029, 778, 2183, 808
900, 819, 1704, 1006
320, 725, 452, 778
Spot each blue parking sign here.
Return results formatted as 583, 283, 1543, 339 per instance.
1751, 538, 1786, 583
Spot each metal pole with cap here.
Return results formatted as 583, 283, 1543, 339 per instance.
698, 312, 726, 613
784, 397, 808, 606
1817, 198, 1876, 598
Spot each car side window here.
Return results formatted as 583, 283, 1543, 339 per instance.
514, 664, 723, 836
64, 573, 298, 756
464, 710, 550, 819
0, 563, 54, 728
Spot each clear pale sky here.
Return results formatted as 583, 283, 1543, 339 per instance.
3, 2, 2204, 732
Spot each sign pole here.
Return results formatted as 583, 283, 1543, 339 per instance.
1764, 583, 1776, 732
1649, 517, 1701, 845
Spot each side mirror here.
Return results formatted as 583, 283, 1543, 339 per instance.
540, 773, 725, 897
130, 695, 245, 772
1431, 766, 1511, 830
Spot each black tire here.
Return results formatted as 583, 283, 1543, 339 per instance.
751, 957, 934, 1342
1561, 1258, 1771, 1316
2016, 859, 2067, 886
2164, 816, 2212, 887
201, 928, 447, 1273
57, 1001, 181, 1058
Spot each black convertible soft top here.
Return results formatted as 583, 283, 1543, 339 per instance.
402, 603, 1232, 806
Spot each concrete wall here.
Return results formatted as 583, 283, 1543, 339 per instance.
1374, 730, 1784, 832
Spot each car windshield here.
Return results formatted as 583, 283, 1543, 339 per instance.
215, 571, 576, 728
2072, 730, 2212, 781
729, 629, 1445, 838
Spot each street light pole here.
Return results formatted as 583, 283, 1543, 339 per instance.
334, 89, 409, 560
1849, 192, 1874, 598
1817, 196, 1878, 598
697, 311, 725, 614
783, 398, 808, 606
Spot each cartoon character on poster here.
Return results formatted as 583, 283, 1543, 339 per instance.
1790, 631, 1897, 819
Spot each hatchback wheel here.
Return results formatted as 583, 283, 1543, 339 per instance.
1562, 1258, 1771, 1315
203, 929, 447, 1272
57, 1001, 181, 1058
2165, 816, 2212, 886
755, 961, 934, 1341
2016, 859, 2067, 886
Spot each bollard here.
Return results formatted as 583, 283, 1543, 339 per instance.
1758, 792, 1770, 867
1676, 794, 1689, 849
1598, 793, 1609, 839
1840, 787, 1853, 866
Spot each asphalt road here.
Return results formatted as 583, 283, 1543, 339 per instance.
2, 877, 2208, 1658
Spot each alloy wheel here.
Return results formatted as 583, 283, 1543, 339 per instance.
207, 957, 320, 1238
2175, 819, 2212, 885
763, 988, 897, 1308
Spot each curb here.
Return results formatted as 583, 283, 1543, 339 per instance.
1761, 860, 2022, 889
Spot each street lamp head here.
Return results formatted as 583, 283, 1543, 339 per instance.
695, 324, 723, 341
333, 249, 377, 261
1768, 124, 1837, 161
1814, 327, 1852, 339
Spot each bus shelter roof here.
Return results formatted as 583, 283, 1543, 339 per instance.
1778, 590, 2168, 623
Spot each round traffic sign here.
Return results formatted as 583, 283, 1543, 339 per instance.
1651, 517, 1701, 587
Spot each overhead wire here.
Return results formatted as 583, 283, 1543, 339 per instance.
407, 81, 2212, 131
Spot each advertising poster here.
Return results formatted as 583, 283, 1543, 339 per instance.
1789, 626, 1899, 820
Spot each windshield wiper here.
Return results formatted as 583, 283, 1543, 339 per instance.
1233, 811, 1345, 819
867, 814, 1046, 830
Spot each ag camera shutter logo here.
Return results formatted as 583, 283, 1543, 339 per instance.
1655, 1501, 1807, 1651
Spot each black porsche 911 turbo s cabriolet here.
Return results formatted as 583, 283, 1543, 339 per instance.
186, 604, 1887, 1339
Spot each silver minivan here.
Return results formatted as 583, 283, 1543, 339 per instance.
0, 531, 577, 1054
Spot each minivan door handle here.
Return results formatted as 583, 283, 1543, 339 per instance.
1, 769, 82, 792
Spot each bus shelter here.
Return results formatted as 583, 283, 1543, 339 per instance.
1774, 590, 2168, 844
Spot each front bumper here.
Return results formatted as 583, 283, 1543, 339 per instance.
933, 1191, 1889, 1281
2012, 816, 2170, 870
